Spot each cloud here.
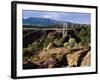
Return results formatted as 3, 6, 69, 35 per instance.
42, 15, 52, 18
42, 13, 60, 20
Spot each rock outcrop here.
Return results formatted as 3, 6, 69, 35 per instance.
81, 51, 91, 67
23, 45, 91, 69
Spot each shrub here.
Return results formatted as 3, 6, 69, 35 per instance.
23, 47, 33, 57
68, 38, 76, 47
53, 38, 63, 47
43, 37, 54, 48
63, 42, 69, 48
78, 25, 91, 45
31, 41, 43, 50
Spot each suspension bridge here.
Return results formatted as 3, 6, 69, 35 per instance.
23, 23, 68, 38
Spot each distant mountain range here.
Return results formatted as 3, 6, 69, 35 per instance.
23, 17, 90, 29
23, 17, 70, 26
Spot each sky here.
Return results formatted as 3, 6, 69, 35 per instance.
23, 10, 91, 24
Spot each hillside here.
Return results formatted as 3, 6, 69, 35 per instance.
23, 17, 90, 28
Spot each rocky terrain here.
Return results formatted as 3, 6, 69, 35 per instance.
23, 27, 91, 69
23, 45, 91, 69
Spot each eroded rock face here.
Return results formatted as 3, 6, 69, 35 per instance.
38, 47, 90, 68
23, 31, 45, 48
66, 50, 82, 67
66, 48, 90, 67
81, 51, 91, 67
47, 31, 62, 39
23, 46, 91, 69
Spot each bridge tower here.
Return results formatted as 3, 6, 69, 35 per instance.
63, 23, 68, 38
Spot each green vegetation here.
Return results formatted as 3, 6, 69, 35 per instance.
78, 25, 90, 45
53, 38, 63, 47
43, 37, 54, 48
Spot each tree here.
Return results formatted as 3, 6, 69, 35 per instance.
78, 25, 91, 45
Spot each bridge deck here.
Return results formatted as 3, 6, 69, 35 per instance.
23, 28, 69, 30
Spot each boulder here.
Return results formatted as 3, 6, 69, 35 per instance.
66, 49, 90, 67
66, 50, 82, 67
